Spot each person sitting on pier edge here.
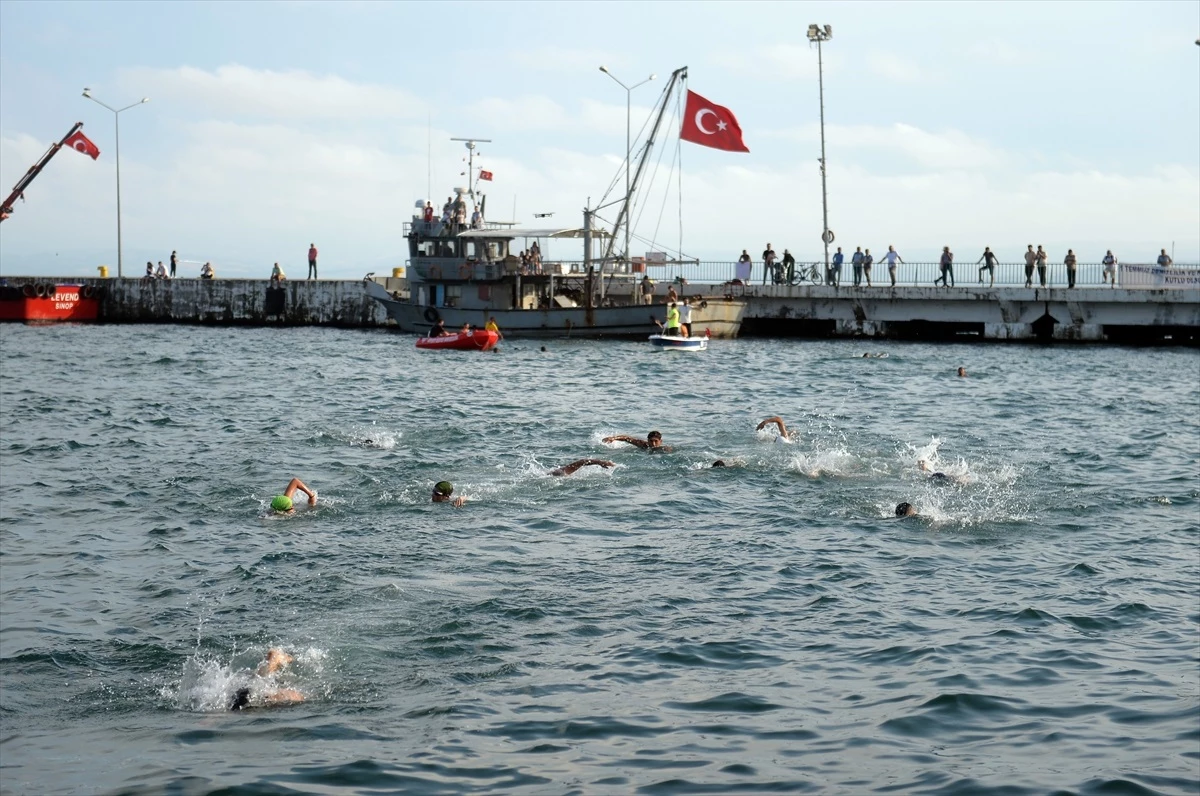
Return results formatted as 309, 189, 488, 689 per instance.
270, 262, 286, 282
155, 261, 168, 279
549, 459, 616, 476
830, 247, 844, 286
977, 247, 998, 287
428, 318, 450, 337
757, 416, 794, 444
1102, 250, 1118, 287
603, 430, 671, 453
144, 261, 154, 280
270, 478, 318, 514
782, 249, 796, 283
200, 262, 214, 280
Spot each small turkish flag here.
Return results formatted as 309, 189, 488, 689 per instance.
479, 170, 493, 181
679, 90, 749, 153
64, 130, 101, 160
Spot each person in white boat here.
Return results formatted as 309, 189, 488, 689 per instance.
678, 298, 693, 337
658, 303, 681, 336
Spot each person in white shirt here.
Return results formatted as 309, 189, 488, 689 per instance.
154, 261, 168, 279
200, 262, 215, 280
678, 298, 693, 337
881, 246, 903, 287
1102, 250, 1118, 287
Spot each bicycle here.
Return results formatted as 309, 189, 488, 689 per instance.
781, 262, 824, 285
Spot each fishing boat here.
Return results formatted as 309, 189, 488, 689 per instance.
415, 329, 500, 351
0, 282, 100, 322
364, 67, 744, 340
649, 333, 708, 351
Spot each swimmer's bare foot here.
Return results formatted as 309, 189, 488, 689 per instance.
262, 687, 305, 705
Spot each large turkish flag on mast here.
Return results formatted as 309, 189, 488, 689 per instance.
679, 90, 749, 153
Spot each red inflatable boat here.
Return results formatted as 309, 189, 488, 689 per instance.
415, 330, 500, 351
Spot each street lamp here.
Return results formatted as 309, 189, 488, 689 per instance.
82, 88, 149, 278
806, 24, 833, 282
599, 66, 655, 267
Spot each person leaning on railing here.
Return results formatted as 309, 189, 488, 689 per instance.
1064, 249, 1078, 288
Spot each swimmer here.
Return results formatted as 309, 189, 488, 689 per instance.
957, 367, 967, 377
918, 459, 963, 484
270, 478, 317, 514
540, 346, 547, 352
895, 502, 918, 517
603, 430, 672, 452
549, 459, 615, 476
756, 416, 794, 444
230, 648, 305, 710
711, 460, 727, 467
432, 480, 466, 507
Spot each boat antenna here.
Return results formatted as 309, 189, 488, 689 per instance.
450, 136, 492, 200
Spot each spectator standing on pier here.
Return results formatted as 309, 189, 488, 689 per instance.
1064, 249, 1078, 288
640, 274, 655, 305
423, 202, 435, 223
1023, 245, 1036, 288
307, 243, 318, 280
170, 250, 178, 278
1035, 245, 1048, 287
1157, 249, 1173, 267
782, 249, 796, 283
977, 247, 999, 287
830, 247, 844, 286
762, 244, 777, 285
882, 246, 903, 287
736, 250, 752, 282
471, 207, 482, 229
935, 247, 954, 287
852, 247, 865, 286
1102, 250, 1118, 287
862, 249, 874, 287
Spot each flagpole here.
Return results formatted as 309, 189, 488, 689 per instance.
82, 90, 149, 279
807, 25, 833, 282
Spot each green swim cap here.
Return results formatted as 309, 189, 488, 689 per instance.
271, 495, 293, 512
434, 481, 453, 496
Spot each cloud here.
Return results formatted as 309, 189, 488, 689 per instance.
767, 122, 1007, 171
116, 64, 428, 120
508, 46, 628, 74
713, 44, 819, 82
865, 52, 926, 84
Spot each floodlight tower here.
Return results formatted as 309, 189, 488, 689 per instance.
807, 24, 833, 280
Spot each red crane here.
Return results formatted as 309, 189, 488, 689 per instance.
0, 121, 85, 223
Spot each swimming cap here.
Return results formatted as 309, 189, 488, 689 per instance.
895, 502, 913, 517
271, 495, 293, 513
434, 481, 453, 496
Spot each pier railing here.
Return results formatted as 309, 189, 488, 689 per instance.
565, 261, 1199, 288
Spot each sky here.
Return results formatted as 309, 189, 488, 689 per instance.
1, 0, 1197, 279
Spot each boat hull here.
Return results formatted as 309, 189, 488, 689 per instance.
0, 284, 99, 322
649, 334, 708, 351
363, 280, 743, 339
415, 330, 500, 351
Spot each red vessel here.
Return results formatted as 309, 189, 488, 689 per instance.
0, 283, 100, 322
415, 330, 500, 351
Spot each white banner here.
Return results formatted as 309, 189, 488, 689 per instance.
1118, 264, 1200, 289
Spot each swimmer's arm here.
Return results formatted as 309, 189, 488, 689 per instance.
756, 417, 788, 437
551, 459, 616, 476
602, 435, 649, 449
283, 478, 318, 506
453, 496, 466, 507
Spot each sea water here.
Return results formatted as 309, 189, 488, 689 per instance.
1, 324, 1197, 795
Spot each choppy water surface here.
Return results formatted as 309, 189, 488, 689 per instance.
1, 324, 1197, 796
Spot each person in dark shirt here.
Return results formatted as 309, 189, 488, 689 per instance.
977, 247, 999, 287
169, 250, 178, 278
782, 249, 796, 284
762, 244, 777, 285
428, 319, 450, 337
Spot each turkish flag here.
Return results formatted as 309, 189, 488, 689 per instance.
679, 90, 749, 153
479, 170, 493, 181
64, 131, 100, 160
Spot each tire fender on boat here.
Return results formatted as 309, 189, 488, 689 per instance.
34, 283, 49, 297
22, 284, 35, 298
423, 307, 440, 323
459, 265, 472, 280
429, 265, 442, 280
81, 285, 95, 299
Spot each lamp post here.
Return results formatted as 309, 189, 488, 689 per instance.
82, 89, 149, 278
598, 66, 655, 267
806, 24, 833, 281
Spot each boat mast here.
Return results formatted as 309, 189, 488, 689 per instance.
450, 136, 491, 201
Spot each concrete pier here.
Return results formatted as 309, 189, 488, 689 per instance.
1, 276, 1196, 343
737, 284, 1200, 343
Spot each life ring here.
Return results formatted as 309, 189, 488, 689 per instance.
81, 285, 95, 299
43, 284, 57, 297
21, 284, 34, 298
699, 300, 708, 310
423, 307, 440, 323
822, 229, 835, 245
429, 265, 442, 280
34, 283, 48, 297
459, 265, 472, 280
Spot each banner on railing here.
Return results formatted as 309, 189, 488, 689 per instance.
1119, 264, 1200, 289
645, 251, 667, 265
